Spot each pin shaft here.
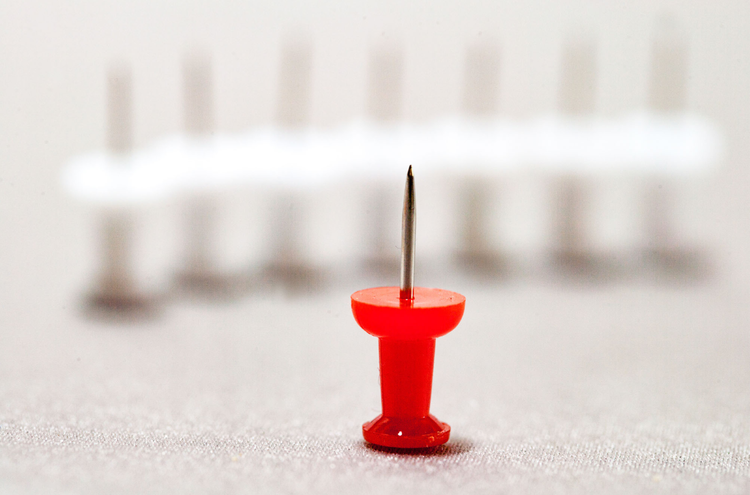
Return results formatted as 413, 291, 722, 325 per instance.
400, 165, 416, 300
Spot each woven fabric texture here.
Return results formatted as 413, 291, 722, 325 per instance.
1, 285, 749, 494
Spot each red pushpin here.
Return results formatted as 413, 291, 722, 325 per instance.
351, 166, 465, 449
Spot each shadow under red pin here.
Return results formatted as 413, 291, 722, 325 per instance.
351, 166, 466, 449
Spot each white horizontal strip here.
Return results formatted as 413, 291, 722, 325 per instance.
62, 112, 724, 205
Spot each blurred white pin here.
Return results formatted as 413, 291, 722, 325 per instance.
552, 38, 607, 278
456, 43, 507, 277
368, 46, 404, 123
643, 18, 710, 280
462, 43, 500, 117
649, 19, 687, 113
365, 46, 405, 277
263, 37, 324, 293
276, 39, 313, 128
87, 63, 156, 318
176, 52, 245, 298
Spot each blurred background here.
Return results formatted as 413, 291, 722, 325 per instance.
1, 1, 750, 492
1, 0, 736, 312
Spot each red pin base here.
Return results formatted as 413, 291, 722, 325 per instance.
363, 414, 450, 449
351, 286, 465, 449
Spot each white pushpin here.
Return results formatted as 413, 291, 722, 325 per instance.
455, 43, 507, 276
87, 63, 156, 317
175, 52, 245, 297
262, 38, 323, 292
552, 38, 603, 277
643, 18, 709, 279
364, 46, 405, 276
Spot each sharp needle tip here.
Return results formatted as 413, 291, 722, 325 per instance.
400, 165, 416, 300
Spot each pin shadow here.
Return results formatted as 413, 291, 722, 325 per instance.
363, 437, 474, 457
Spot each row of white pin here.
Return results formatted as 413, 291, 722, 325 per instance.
64, 113, 720, 205
65, 33, 721, 204
69, 32, 722, 313
83, 170, 712, 310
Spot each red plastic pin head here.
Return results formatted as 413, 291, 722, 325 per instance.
351, 166, 466, 449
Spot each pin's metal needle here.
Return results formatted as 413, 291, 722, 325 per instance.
400, 165, 416, 300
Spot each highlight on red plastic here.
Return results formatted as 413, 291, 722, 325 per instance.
351, 286, 465, 449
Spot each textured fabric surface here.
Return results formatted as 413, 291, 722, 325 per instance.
1, 284, 749, 494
